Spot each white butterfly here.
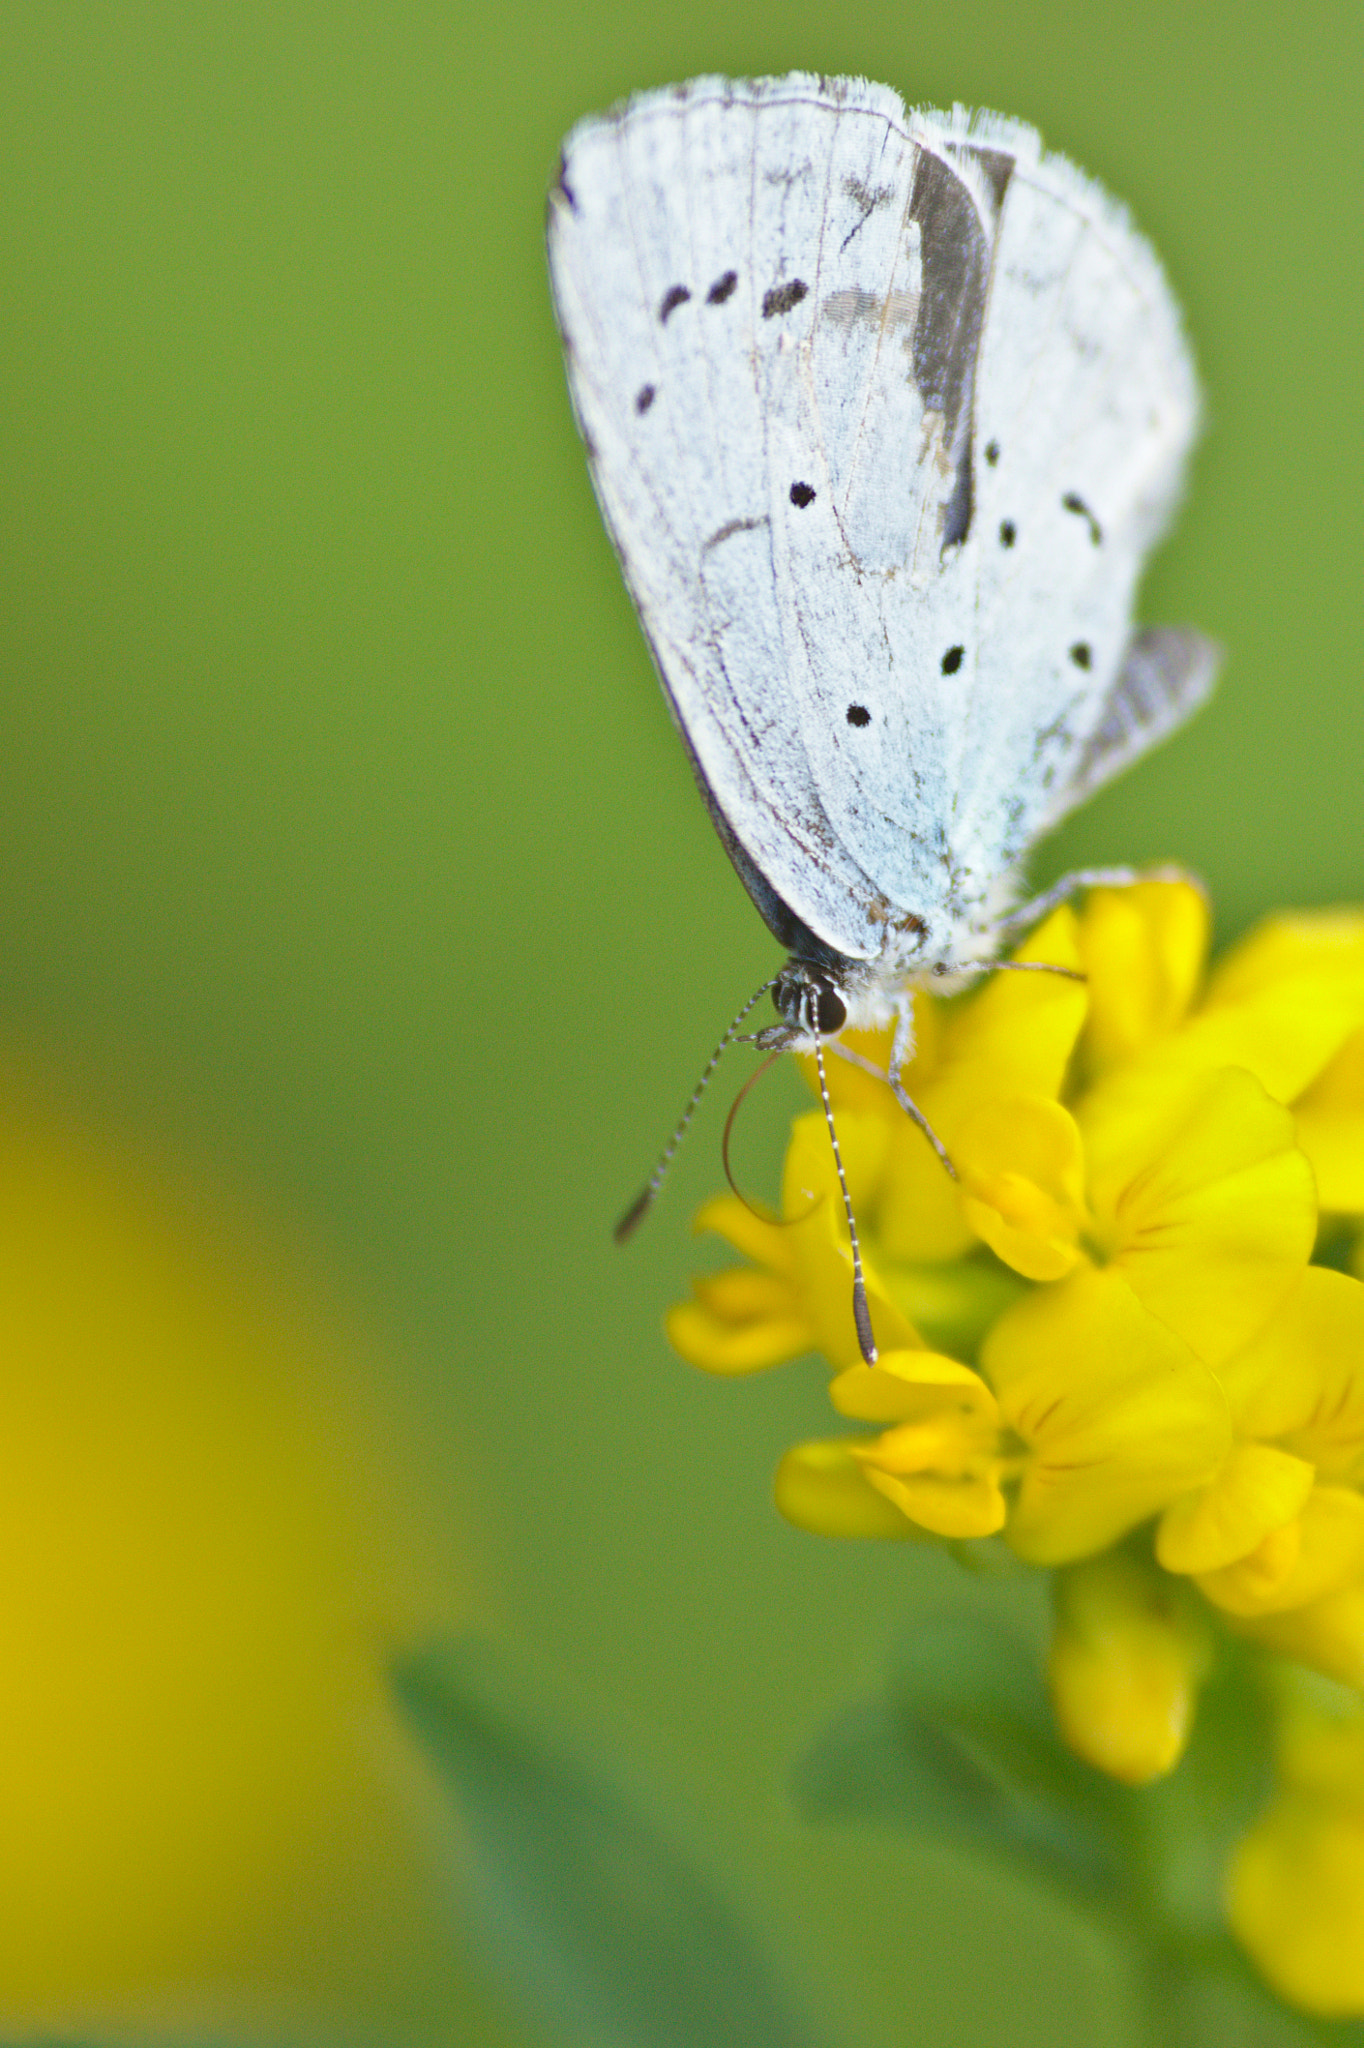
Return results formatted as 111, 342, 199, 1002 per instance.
547, 74, 1218, 1351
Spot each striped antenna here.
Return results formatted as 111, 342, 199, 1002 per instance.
614, 977, 779, 1244
809, 1016, 877, 1366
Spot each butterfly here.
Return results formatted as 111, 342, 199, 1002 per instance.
547, 74, 1218, 1355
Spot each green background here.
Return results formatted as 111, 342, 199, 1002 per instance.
1, 3, 1359, 2043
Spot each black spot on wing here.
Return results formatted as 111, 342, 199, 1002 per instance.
635, 384, 655, 415
941, 645, 964, 675
1062, 492, 1104, 545
1069, 642, 1093, 669
846, 704, 871, 728
762, 279, 808, 319
984, 440, 1000, 466
706, 270, 738, 305
789, 481, 815, 508
999, 519, 1016, 547
659, 284, 691, 323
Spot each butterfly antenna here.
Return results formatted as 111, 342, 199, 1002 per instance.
614, 977, 780, 1244
810, 1023, 877, 1366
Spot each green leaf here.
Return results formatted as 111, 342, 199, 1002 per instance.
794, 1611, 1125, 1907
393, 1637, 821, 2048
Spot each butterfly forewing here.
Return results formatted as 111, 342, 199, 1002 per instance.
551, 81, 891, 957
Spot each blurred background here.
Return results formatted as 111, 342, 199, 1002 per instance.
0, 4, 1358, 2044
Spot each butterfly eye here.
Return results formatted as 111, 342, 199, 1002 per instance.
810, 982, 848, 1035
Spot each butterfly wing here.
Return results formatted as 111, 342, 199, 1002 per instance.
548, 77, 1212, 963
952, 121, 1213, 868
549, 75, 958, 961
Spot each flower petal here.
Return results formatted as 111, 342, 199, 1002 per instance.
1197, 1486, 1364, 1616
1156, 1442, 1317, 1574
1083, 1067, 1316, 1365
1230, 1796, 1364, 2015
830, 1350, 998, 1426
1208, 909, 1364, 1004
1076, 880, 1209, 1073
778, 1111, 921, 1370
667, 1274, 814, 1376
1218, 1267, 1364, 1478
1127, 907, 1364, 1117
839, 1353, 1007, 1539
983, 1267, 1230, 1564
1232, 1578, 1364, 1690
874, 1114, 976, 1264
1296, 1027, 1364, 1212
941, 906, 1088, 1101
692, 1193, 794, 1272
1049, 1551, 1211, 1783
858, 1459, 1007, 1539
774, 1439, 924, 1540
956, 1095, 1087, 1281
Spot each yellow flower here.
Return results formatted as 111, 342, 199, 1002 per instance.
1080, 890, 1364, 1216
1229, 1671, 1364, 2014
672, 880, 1364, 1785
1048, 1549, 1211, 1785
1158, 1269, 1364, 1633
0, 1064, 466, 2020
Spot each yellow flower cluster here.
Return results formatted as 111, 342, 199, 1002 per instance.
670, 882, 1364, 2004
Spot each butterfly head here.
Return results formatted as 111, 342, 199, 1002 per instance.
770, 961, 849, 1040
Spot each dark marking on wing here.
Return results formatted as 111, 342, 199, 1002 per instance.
941, 644, 964, 675
845, 175, 894, 213
635, 383, 656, 415
659, 284, 692, 323
821, 285, 918, 331
840, 174, 895, 253
846, 703, 871, 727
999, 519, 1016, 547
955, 145, 1016, 212
984, 439, 1000, 466
702, 514, 770, 552
1069, 641, 1093, 669
762, 278, 808, 319
707, 270, 738, 305
1062, 492, 1104, 545
789, 481, 816, 508
908, 150, 1006, 549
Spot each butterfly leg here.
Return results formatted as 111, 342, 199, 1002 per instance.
825, 1015, 955, 1179
994, 863, 1197, 944
886, 993, 956, 1180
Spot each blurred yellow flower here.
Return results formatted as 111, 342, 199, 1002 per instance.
0, 1065, 466, 2030
672, 882, 1364, 1803
1048, 1548, 1211, 1786
1229, 1671, 1364, 2014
